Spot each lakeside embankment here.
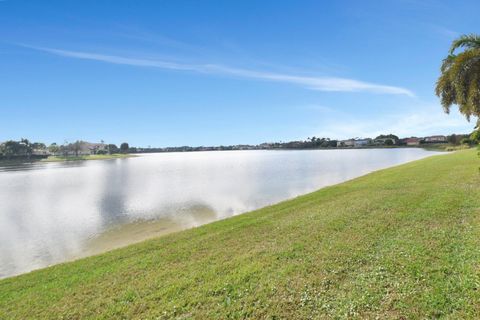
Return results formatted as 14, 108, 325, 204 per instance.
1, 149, 479, 319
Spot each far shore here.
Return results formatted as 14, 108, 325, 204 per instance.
137, 144, 470, 153
0, 144, 471, 165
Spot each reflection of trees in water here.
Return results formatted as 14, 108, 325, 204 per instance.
97, 160, 131, 228
169, 202, 218, 225
96, 155, 221, 232
143, 201, 219, 227
83, 202, 220, 258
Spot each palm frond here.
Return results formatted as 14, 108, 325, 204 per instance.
437, 34, 480, 122
450, 34, 480, 54
440, 54, 456, 73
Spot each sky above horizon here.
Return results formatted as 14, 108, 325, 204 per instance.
1, 0, 478, 147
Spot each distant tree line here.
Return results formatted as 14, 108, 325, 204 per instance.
0, 139, 132, 160
2, 132, 479, 161
134, 132, 479, 153
446, 133, 477, 145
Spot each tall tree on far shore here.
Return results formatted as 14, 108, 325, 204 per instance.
107, 144, 119, 154
120, 142, 129, 154
70, 140, 83, 157
20, 138, 33, 159
435, 34, 480, 130
48, 143, 60, 156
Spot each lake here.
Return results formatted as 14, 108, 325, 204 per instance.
0, 148, 440, 278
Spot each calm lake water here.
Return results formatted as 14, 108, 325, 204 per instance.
0, 149, 440, 278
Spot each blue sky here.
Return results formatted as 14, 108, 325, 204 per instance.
0, 0, 478, 147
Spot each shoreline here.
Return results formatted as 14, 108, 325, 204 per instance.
40, 153, 137, 162
125, 144, 469, 155
0, 145, 466, 166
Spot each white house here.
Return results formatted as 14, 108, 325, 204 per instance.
424, 135, 447, 143
337, 139, 355, 147
354, 139, 372, 147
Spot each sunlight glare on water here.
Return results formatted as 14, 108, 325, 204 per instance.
0, 149, 440, 278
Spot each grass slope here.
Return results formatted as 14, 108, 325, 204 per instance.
1, 150, 480, 319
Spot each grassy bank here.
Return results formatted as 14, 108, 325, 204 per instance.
1, 150, 480, 319
41, 153, 135, 162
421, 143, 472, 152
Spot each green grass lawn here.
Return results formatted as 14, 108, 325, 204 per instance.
1, 150, 480, 319
41, 153, 135, 162
420, 143, 472, 152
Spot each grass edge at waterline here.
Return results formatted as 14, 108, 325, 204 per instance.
41, 153, 136, 162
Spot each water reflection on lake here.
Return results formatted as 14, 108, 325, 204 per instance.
0, 149, 440, 278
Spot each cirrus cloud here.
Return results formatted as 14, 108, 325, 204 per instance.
25, 45, 415, 97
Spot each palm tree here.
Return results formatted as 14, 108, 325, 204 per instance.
435, 34, 480, 128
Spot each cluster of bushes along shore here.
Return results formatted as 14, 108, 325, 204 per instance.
0, 139, 131, 161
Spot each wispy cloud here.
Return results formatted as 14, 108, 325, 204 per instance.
429, 24, 459, 39
26, 46, 414, 96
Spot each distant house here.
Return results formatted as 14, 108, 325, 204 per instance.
337, 138, 372, 147
337, 139, 355, 147
258, 143, 273, 149
82, 142, 107, 155
63, 142, 108, 156
32, 149, 48, 156
424, 135, 447, 143
405, 138, 421, 146
354, 138, 372, 147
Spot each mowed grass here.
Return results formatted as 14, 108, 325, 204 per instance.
1, 150, 480, 319
42, 153, 135, 162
